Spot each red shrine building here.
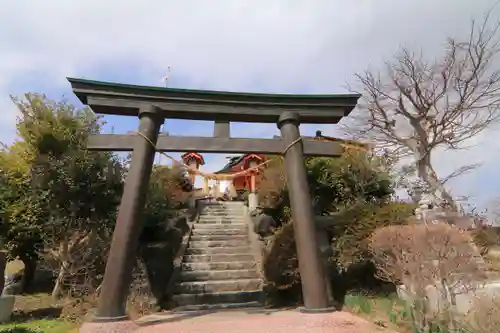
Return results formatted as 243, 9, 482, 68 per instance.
214, 154, 265, 193
180, 132, 370, 196
181, 152, 265, 195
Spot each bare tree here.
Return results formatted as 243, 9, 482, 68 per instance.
344, 9, 500, 208
41, 222, 111, 299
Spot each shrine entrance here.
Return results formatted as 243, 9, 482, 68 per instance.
68, 78, 359, 322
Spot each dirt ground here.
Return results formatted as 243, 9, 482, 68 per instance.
81, 309, 399, 333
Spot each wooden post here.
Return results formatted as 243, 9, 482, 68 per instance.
214, 180, 221, 198
203, 178, 209, 195
277, 111, 333, 313
249, 160, 257, 193
248, 160, 258, 211
91, 106, 162, 321
250, 175, 256, 193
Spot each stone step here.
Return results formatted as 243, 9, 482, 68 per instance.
202, 202, 244, 205
197, 219, 245, 224
201, 201, 244, 206
191, 229, 247, 237
173, 291, 264, 306
198, 215, 245, 220
194, 222, 246, 228
173, 301, 262, 312
195, 224, 246, 228
191, 229, 247, 236
189, 240, 248, 248
207, 208, 245, 210
199, 215, 245, 219
174, 279, 262, 294
203, 202, 243, 204
202, 208, 244, 212
199, 212, 244, 215
190, 235, 248, 242
183, 254, 254, 263
206, 211, 244, 214
182, 261, 256, 271
201, 210, 245, 214
193, 223, 246, 230
192, 229, 247, 235
202, 205, 244, 208
186, 246, 251, 255
202, 204, 242, 207
180, 269, 260, 282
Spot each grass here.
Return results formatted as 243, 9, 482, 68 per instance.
0, 292, 77, 333
0, 293, 76, 333
343, 293, 411, 331
0, 260, 156, 332
0, 319, 74, 333
1, 261, 76, 333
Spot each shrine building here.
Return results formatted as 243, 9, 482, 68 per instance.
181, 130, 370, 199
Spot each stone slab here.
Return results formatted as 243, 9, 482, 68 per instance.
398, 279, 500, 314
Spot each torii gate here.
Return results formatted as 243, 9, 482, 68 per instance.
68, 78, 360, 324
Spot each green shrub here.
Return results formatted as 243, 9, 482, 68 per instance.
261, 201, 415, 305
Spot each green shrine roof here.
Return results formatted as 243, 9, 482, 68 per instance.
68, 77, 360, 124
67, 77, 358, 100
214, 155, 247, 174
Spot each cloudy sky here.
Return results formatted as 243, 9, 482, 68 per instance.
1, 0, 499, 211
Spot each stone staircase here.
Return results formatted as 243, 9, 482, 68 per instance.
171, 201, 264, 311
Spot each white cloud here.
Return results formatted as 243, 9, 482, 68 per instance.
1, 0, 499, 208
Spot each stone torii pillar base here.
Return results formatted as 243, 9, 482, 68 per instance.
248, 193, 258, 212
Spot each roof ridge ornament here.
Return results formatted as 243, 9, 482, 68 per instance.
162, 66, 171, 87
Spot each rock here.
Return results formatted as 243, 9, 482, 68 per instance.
3, 280, 22, 296
3, 267, 53, 295
0, 295, 15, 323
3, 272, 22, 295
250, 210, 276, 239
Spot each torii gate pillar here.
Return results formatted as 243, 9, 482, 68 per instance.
92, 106, 163, 321
277, 112, 333, 312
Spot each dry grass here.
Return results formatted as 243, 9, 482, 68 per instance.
460, 294, 500, 333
